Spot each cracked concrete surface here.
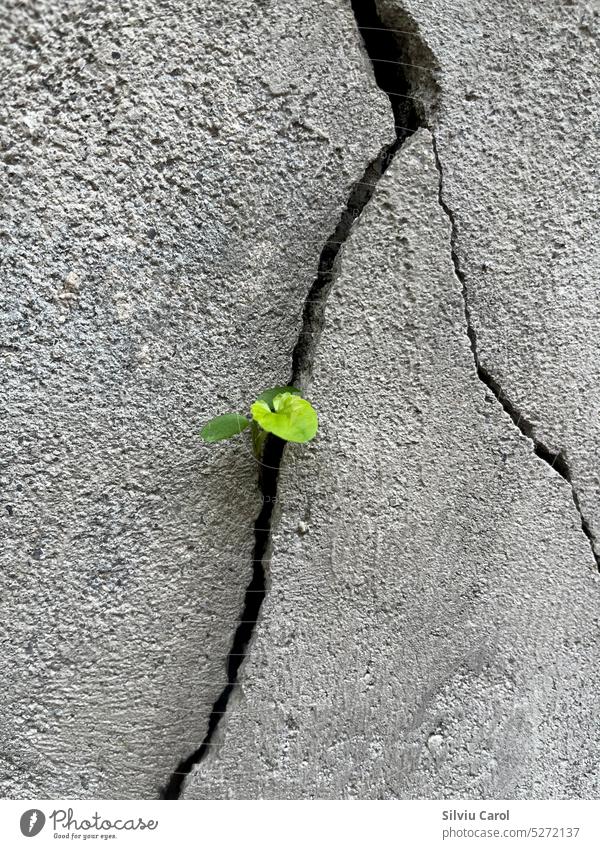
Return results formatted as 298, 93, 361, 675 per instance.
184, 130, 600, 799
3, 0, 599, 802
385, 0, 600, 561
0, 0, 391, 798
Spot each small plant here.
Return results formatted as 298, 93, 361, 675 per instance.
200, 385, 318, 458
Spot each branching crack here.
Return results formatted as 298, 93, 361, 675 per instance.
161, 0, 424, 800
432, 138, 600, 572
164, 0, 598, 801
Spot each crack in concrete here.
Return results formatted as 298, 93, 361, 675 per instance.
161, 433, 284, 799
161, 0, 423, 801
431, 138, 600, 572
360, 0, 600, 575
294, 0, 424, 389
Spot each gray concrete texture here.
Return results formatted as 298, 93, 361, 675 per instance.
3, 0, 599, 801
0, 0, 391, 797
185, 130, 600, 799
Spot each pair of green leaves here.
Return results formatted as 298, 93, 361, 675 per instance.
200, 385, 318, 452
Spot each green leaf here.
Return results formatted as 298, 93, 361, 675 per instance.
250, 392, 318, 444
200, 413, 250, 443
257, 384, 300, 411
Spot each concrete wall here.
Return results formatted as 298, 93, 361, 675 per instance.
2, 0, 599, 799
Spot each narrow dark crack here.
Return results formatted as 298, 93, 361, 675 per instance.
161, 434, 285, 799
432, 137, 600, 571
161, 0, 424, 800
294, 0, 422, 388
358, 1, 600, 571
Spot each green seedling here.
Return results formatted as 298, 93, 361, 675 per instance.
200, 385, 318, 459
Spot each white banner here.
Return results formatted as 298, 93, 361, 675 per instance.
1, 800, 598, 848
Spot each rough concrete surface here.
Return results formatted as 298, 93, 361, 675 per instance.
185, 131, 600, 799
3, 0, 599, 802
382, 0, 600, 558
0, 0, 392, 797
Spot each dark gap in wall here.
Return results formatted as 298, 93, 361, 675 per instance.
478, 360, 600, 569
351, 0, 421, 140
293, 0, 421, 388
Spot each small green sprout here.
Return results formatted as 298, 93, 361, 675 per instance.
200, 385, 318, 458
